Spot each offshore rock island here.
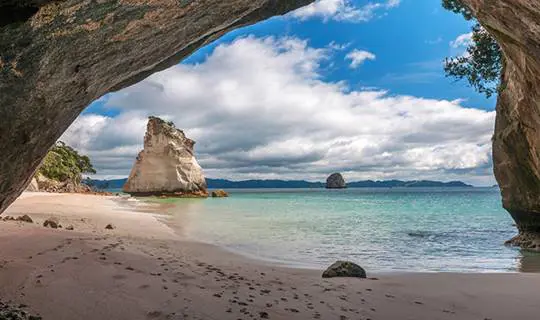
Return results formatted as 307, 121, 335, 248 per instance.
123, 117, 207, 197
326, 173, 347, 189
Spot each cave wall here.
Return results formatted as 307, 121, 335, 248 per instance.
461, 0, 540, 246
0, 0, 312, 213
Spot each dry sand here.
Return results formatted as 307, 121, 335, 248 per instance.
0, 192, 539, 320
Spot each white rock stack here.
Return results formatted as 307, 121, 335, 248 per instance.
123, 117, 207, 197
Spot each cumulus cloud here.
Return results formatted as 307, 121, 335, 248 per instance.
345, 49, 376, 68
65, 36, 495, 184
450, 32, 473, 48
291, 0, 401, 23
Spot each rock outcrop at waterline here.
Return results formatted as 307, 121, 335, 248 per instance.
0, 0, 313, 213
322, 261, 367, 279
326, 173, 346, 189
123, 117, 207, 197
461, 0, 540, 250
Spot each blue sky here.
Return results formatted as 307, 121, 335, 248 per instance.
88, 0, 493, 116
72, 0, 497, 185
182, 0, 493, 109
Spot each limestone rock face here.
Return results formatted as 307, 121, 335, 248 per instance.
0, 0, 313, 213
461, 0, 540, 249
34, 173, 92, 193
326, 173, 346, 189
25, 178, 39, 192
123, 117, 207, 197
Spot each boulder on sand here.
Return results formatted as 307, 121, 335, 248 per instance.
17, 215, 33, 223
43, 217, 59, 229
322, 261, 366, 278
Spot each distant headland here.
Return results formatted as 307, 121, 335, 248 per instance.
84, 178, 473, 190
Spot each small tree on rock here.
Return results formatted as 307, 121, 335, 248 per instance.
442, 0, 503, 98
38, 141, 96, 183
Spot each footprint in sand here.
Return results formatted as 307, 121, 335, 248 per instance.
146, 310, 162, 319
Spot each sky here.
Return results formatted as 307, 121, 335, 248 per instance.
62, 0, 498, 186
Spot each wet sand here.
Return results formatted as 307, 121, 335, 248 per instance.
0, 192, 539, 319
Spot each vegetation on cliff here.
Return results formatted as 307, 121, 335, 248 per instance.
442, 0, 503, 98
38, 141, 96, 183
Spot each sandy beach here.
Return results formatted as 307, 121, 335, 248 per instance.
1, 193, 539, 320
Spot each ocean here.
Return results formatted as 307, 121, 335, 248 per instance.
155, 188, 540, 273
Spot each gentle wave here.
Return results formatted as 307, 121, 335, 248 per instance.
161, 188, 540, 273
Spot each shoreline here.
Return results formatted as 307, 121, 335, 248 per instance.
139, 192, 526, 274
1, 192, 539, 319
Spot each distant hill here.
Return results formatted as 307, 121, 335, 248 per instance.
347, 180, 472, 188
83, 177, 473, 190
205, 179, 325, 189
83, 178, 127, 190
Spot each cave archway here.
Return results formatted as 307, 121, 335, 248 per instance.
0, 0, 539, 249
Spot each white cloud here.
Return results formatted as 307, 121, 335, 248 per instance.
345, 49, 376, 68
425, 36, 443, 45
450, 32, 473, 48
292, 0, 401, 23
66, 35, 495, 185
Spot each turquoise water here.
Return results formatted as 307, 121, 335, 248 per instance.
165, 188, 540, 273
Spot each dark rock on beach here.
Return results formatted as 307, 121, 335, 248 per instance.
17, 215, 33, 223
0, 300, 41, 319
43, 218, 59, 229
322, 261, 366, 279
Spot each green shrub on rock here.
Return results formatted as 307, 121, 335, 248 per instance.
37, 141, 96, 183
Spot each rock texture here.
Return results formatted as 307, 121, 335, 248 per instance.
322, 261, 366, 279
211, 189, 229, 198
34, 173, 92, 193
0, 300, 42, 320
461, 0, 540, 250
326, 173, 347, 189
43, 217, 59, 229
25, 178, 39, 192
123, 117, 207, 197
0, 0, 313, 213
17, 214, 33, 223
